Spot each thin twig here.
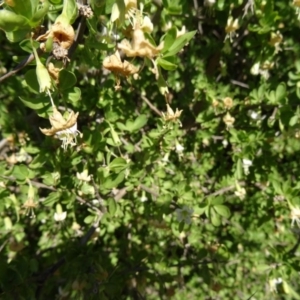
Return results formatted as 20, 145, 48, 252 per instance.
139, 184, 159, 198
141, 95, 162, 117
0, 52, 37, 83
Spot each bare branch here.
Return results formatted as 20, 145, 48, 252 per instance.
141, 95, 162, 117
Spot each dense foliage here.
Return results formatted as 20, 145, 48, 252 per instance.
1, 0, 300, 299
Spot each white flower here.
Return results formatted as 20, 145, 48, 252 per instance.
141, 16, 153, 33
251, 62, 260, 75
55, 123, 81, 150
175, 142, 184, 153
175, 206, 194, 225
234, 186, 246, 200
290, 206, 300, 227
140, 195, 148, 202
242, 158, 252, 175
222, 139, 228, 148
54, 211, 67, 222
269, 278, 283, 293
249, 110, 259, 120
76, 169, 92, 182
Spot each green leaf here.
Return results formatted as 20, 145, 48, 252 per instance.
59, 69, 77, 90
106, 123, 121, 146
109, 157, 128, 172
81, 182, 95, 195
62, 87, 81, 105
61, 0, 78, 24
43, 191, 61, 206
275, 83, 286, 103
108, 197, 117, 216
31, 0, 49, 23
235, 159, 243, 180
24, 69, 40, 94
178, 221, 185, 232
156, 57, 177, 71
7, 0, 37, 19
11, 165, 29, 182
19, 95, 50, 110
289, 115, 299, 127
41, 173, 56, 186
0, 10, 29, 32
19, 39, 39, 53
29, 154, 46, 169
213, 205, 231, 218
163, 30, 196, 58
5, 29, 29, 42
210, 208, 221, 226
84, 215, 95, 224
49, 0, 62, 4
157, 67, 169, 95
161, 27, 177, 52
102, 172, 125, 189
126, 115, 148, 132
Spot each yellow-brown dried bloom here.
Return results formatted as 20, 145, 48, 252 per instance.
223, 97, 233, 109
37, 21, 75, 50
293, 0, 300, 7
118, 35, 163, 58
103, 51, 139, 76
47, 62, 61, 83
161, 104, 183, 126
40, 107, 81, 150
118, 12, 163, 58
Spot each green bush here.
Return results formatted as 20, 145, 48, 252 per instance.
0, 0, 300, 299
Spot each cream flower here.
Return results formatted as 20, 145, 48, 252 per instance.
242, 158, 252, 175
225, 17, 239, 42
175, 142, 184, 153
76, 169, 92, 182
223, 112, 235, 129
234, 181, 246, 200
141, 16, 153, 33
54, 211, 67, 222
290, 206, 300, 227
